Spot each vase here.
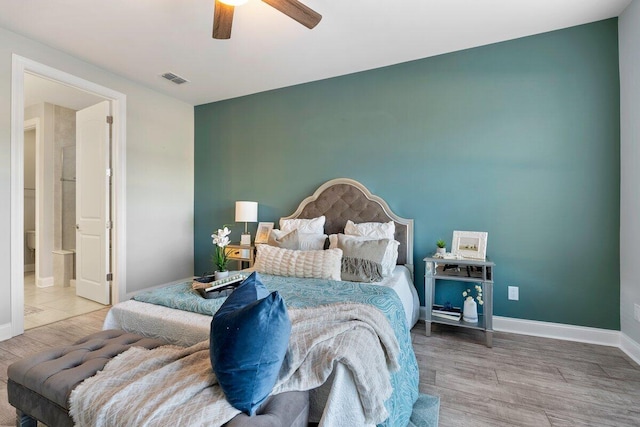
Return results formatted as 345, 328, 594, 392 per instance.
215, 270, 229, 280
436, 247, 446, 255
463, 298, 478, 323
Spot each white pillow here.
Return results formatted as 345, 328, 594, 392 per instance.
298, 233, 327, 250
267, 229, 300, 250
270, 229, 327, 251
344, 220, 395, 240
280, 216, 326, 234
254, 244, 342, 280
330, 233, 399, 277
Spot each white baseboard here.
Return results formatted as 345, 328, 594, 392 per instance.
493, 315, 621, 347
37, 276, 54, 288
0, 323, 12, 342
419, 309, 639, 364
620, 333, 640, 365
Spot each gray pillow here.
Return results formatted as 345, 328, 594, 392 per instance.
337, 234, 388, 282
267, 229, 300, 250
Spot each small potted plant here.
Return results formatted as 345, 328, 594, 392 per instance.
212, 226, 232, 279
436, 239, 447, 255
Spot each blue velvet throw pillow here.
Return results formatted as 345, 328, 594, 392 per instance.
210, 272, 291, 415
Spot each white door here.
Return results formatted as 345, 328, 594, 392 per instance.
76, 101, 111, 305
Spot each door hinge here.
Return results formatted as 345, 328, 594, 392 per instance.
106, 273, 113, 281
106, 168, 112, 177
106, 116, 113, 124
106, 220, 113, 229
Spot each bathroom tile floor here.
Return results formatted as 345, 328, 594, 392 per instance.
23, 272, 107, 330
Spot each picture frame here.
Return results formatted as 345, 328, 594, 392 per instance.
451, 230, 488, 260
254, 222, 274, 244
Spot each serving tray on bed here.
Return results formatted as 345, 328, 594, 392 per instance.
192, 274, 245, 299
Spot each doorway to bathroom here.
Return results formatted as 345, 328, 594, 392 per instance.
11, 55, 128, 337
22, 75, 110, 329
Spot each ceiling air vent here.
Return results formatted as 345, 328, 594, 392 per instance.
161, 72, 189, 85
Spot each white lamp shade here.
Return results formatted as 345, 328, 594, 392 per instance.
235, 201, 258, 223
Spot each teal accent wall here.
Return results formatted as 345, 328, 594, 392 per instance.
195, 19, 620, 330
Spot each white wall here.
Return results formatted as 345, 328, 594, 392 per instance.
619, 0, 640, 346
0, 26, 194, 330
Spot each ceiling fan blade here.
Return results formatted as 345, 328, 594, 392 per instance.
262, 0, 322, 29
213, 0, 234, 39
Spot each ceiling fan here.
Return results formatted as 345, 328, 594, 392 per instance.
213, 0, 322, 39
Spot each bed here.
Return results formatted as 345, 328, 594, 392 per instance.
103, 177, 420, 426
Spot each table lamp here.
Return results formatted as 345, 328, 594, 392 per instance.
235, 201, 258, 245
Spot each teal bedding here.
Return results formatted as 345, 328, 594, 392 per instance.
133, 274, 419, 427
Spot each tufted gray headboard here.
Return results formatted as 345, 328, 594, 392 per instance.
281, 178, 414, 270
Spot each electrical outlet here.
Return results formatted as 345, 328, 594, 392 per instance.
634, 303, 640, 322
508, 286, 519, 301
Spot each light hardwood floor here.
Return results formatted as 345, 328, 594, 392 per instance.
0, 308, 110, 427
1, 311, 639, 426
413, 324, 640, 427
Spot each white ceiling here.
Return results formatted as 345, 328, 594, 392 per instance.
0, 0, 632, 106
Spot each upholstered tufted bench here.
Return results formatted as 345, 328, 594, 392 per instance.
7, 330, 166, 427
7, 329, 309, 427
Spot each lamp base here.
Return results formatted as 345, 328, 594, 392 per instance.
240, 233, 251, 246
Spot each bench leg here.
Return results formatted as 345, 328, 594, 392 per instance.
16, 410, 37, 427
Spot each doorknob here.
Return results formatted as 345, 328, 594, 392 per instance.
75, 224, 80, 230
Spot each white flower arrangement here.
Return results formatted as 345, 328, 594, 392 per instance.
463, 284, 484, 305
211, 226, 232, 272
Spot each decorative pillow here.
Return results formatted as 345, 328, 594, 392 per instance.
330, 234, 400, 277
380, 239, 400, 276
269, 229, 327, 251
254, 244, 342, 280
210, 272, 291, 415
298, 233, 327, 250
344, 220, 395, 240
280, 216, 326, 234
268, 230, 327, 251
268, 229, 300, 250
337, 234, 388, 282
328, 234, 339, 249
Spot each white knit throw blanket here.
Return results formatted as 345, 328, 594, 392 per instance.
69, 302, 400, 427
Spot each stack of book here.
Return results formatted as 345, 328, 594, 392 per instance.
432, 304, 462, 321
